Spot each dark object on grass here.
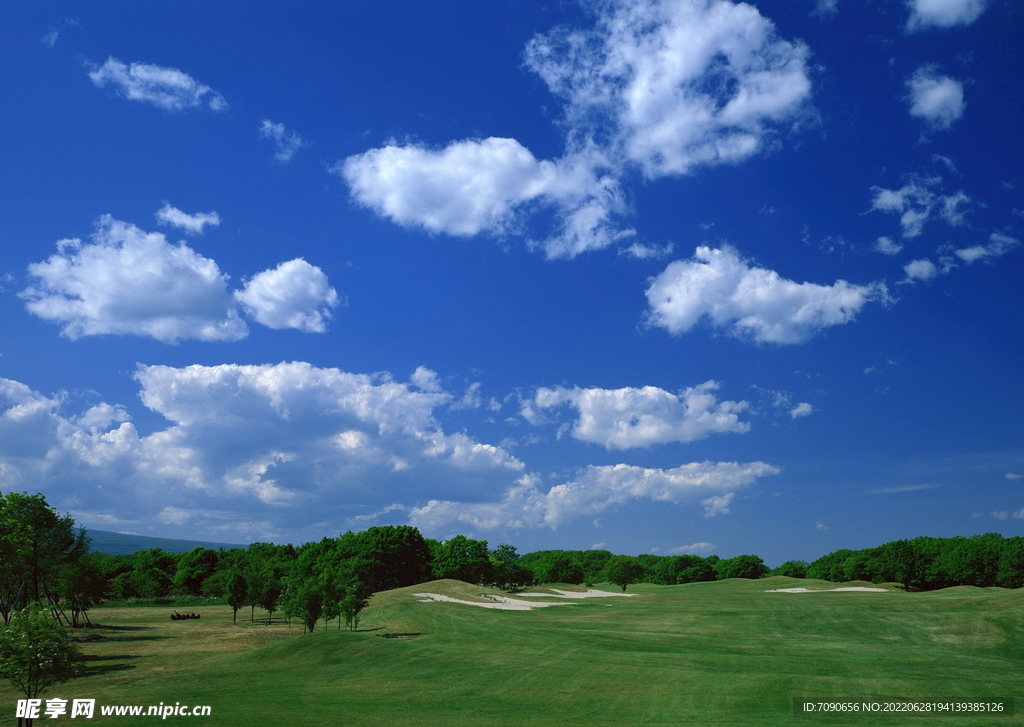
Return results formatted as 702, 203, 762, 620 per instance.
169, 611, 200, 621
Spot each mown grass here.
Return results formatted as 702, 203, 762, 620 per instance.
1, 577, 1020, 726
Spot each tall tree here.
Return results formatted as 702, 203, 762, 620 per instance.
0, 493, 90, 624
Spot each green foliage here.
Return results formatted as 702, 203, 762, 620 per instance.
338, 526, 431, 593
487, 544, 535, 591
521, 551, 585, 584
652, 555, 717, 585
714, 554, 769, 580
770, 560, 808, 578
0, 603, 81, 699
430, 535, 492, 584
0, 492, 91, 623
172, 547, 220, 596
602, 555, 646, 591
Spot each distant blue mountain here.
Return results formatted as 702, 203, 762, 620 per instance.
86, 529, 247, 556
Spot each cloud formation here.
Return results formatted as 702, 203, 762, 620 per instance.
525, 0, 813, 179
234, 259, 339, 333
22, 216, 246, 342
870, 175, 970, 238
409, 460, 780, 531
0, 364, 524, 540
644, 246, 888, 344
339, 138, 629, 259
155, 204, 221, 234
259, 120, 306, 163
907, 68, 965, 130
341, 0, 812, 257
21, 216, 338, 342
906, 0, 988, 31
954, 232, 1020, 264
526, 381, 750, 449
88, 58, 227, 112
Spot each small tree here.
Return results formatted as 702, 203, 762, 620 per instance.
0, 603, 81, 710
602, 555, 646, 592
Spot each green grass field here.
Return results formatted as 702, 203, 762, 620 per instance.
3, 577, 1021, 726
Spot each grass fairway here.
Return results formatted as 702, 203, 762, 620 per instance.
2, 577, 1021, 726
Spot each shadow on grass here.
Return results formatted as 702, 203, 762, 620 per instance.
80, 654, 139, 675
379, 632, 423, 640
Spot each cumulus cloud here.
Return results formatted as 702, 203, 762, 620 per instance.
22, 217, 339, 342
906, 0, 988, 31
525, 0, 813, 179
644, 245, 888, 344
0, 364, 524, 540
155, 204, 221, 234
954, 232, 1020, 264
789, 402, 814, 418
21, 216, 246, 342
903, 258, 939, 282
338, 138, 628, 259
527, 381, 750, 449
409, 461, 780, 531
340, 0, 812, 257
259, 120, 306, 163
907, 68, 965, 130
234, 259, 339, 333
88, 58, 227, 112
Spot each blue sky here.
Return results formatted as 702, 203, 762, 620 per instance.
1, 0, 1021, 566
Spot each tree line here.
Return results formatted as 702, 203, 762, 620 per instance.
5, 491, 1024, 634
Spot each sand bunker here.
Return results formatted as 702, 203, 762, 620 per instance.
517, 588, 638, 599
764, 587, 888, 593
414, 593, 576, 611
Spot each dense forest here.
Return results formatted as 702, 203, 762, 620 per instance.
3, 492, 1023, 632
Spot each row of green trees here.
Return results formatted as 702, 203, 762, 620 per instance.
804, 533, 1024, 590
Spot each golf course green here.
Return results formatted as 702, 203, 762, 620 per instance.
3, 577, 1020, 726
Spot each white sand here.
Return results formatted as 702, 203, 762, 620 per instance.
764, 587, 889, 593
517, 588, 638, 599
413, 593, 576, 611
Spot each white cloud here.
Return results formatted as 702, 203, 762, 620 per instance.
1006, 473, 1022, 481
528, 380, 750, 449
701, 493, 734, 516
88, 58, 227, 112
21, 216, 246, 342
903, 258, 939, 281
524, 0, 813, 179
812, 0, 838, 17
409, 461, 779, 531
234, 259, 339, 333
259, 120, 306, 163
22, 218, 340, 341
668, 542, 716, 554
906, 0, 988, 31
341, 0, 812, 257
874, 236, 904, 255
907, 68, 964, 130
644, 245, 888, 344
789, 402, 813, 418
954, 232, 1020, 264
869, 176, 970, 238
338, 138, 628, 259
155, 204, 221, 234
0, 364, 525, 540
